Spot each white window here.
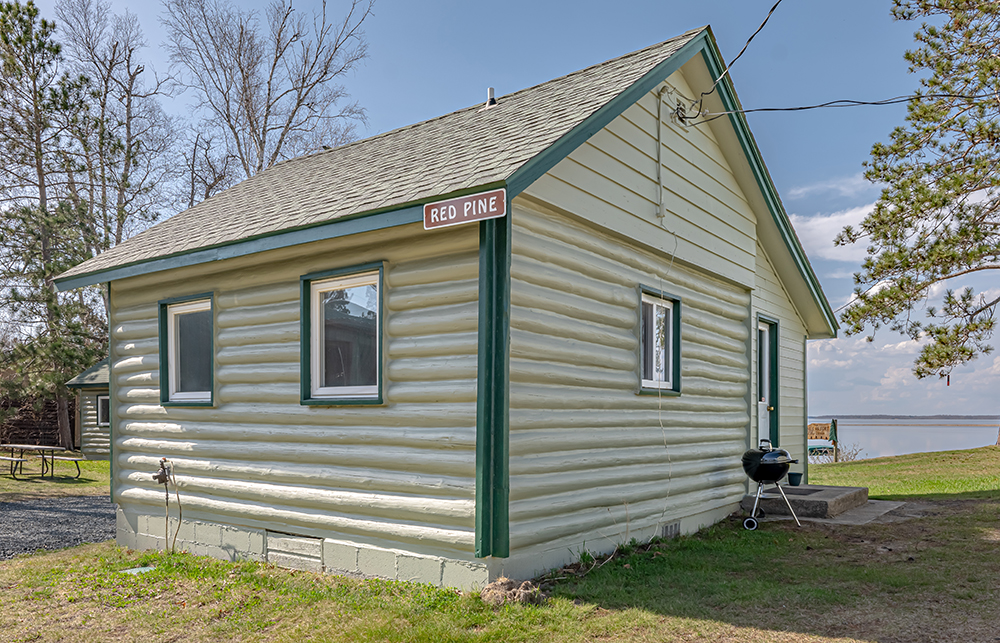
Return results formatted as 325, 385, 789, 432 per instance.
641, 292, 676, 390
166, 299, 213, 402
309, 271, 380, 399
96, 395, 110, 426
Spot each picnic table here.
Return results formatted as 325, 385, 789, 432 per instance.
1, 444, 84, 479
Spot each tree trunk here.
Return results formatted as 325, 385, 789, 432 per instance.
55, 390, 72, 449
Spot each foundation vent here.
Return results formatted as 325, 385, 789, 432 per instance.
660, 522, 681, 540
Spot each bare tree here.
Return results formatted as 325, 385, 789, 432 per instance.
182, 129, 238, 207
162, 0, 372, 184
56, 0, 179, 257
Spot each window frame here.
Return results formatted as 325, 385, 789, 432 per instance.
96, 394, 110, 427
158, 293, 215, 407
637, 285, 682, 395
300, 262, 384, 406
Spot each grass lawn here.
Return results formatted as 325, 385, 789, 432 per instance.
2, 448, 999, 642
0, 457, 110, 501
810, 444, 1000, 500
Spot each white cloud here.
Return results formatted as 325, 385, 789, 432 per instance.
787, 174, 877, 200
789, 203, 874, 262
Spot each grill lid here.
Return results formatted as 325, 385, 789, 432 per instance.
761, 450, 798, 466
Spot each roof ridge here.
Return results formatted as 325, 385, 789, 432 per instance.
278, 28, 707, 169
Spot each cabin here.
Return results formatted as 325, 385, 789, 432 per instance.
55, 27, 837, 589
65, 358, 111, 459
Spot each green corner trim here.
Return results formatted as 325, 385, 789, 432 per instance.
158, 292, 215, 407
299, 262, 385, 406
475, 205, 511, 558
107, 283, 114, 499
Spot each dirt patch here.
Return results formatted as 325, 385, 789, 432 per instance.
481, 576, 546, 606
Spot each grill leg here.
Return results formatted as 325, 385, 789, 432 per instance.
749, 482, 765, 519
773, 483, 801, 526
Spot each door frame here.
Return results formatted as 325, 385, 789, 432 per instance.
756, 314, 780, 447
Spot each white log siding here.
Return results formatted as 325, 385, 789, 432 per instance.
79, 392, 111, 459
522, 70, 757, 291
504, 68, 765, 577
752, 240, 809, 470
109, 223, 483, 566
505, 201, 750, 576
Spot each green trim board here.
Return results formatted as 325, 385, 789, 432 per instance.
299, 261, 385, 406
158, 292, 216, 407
475, 206, 511, 559
505, 31, 710, 198
108, 283, 115, 498
55, 181, 505, 292
696, 38, 837, 337
637, 284, 682, 395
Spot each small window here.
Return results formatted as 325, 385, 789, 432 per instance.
97, 395, 110, 426
302, 267, 381, 403
640, 289, 681, 393
160, 297, 214, 404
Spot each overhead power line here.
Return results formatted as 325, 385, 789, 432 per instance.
683, 92, 999, 126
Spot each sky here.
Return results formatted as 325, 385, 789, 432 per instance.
29, 0, 999, 416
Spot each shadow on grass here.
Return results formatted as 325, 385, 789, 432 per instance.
545, 501, 1000, 642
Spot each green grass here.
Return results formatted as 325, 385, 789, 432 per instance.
3, 449, 1000, 641
0, 457, 110, 501
810, 444, 1000, 499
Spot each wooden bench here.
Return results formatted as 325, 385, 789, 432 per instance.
807, 421, 840, 461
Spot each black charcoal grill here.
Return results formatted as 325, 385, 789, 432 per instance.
741, 439, 801, 530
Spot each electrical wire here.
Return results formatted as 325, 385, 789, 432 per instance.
689, 0, 785, 119
704, 0, 784, 99
684, 92, 998, 126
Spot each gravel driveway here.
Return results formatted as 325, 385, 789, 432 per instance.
0, 495, 116, 560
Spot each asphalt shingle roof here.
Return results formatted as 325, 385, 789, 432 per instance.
65, 358, 109, 387
58, 29, 702, 282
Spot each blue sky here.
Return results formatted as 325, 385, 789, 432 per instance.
32, 0, 999, 415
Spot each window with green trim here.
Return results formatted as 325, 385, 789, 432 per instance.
163, 298, 213, 403
97, 395, 110, 426
639, 289, 681, 393
303, 269, 381, 401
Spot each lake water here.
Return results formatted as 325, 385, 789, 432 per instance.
808, 417, 1000, 460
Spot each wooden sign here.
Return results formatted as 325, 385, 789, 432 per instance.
424, 188, 507, 230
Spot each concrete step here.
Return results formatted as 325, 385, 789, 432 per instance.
741, 484, 868, 519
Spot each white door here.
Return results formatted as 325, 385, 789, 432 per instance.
757, 321, 772, 447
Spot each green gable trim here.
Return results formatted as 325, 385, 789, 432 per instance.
505, 28, 836, 338
475, 207, 511, 559
506, 31, 710, 198
697, 38, 837, 337
54, 181, 507, 292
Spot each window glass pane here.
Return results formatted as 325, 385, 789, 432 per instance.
321, 283, 378, 388
177, 309, 212, 392
641, 301, 653, 381
653, 303, 667, 382
98, 396, 110, 425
